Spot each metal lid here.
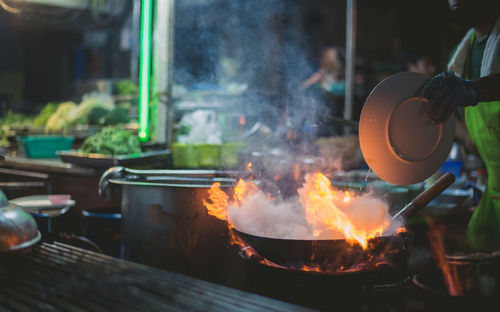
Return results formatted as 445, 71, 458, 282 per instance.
359, 72, 455, 185
0, 204, 41, 252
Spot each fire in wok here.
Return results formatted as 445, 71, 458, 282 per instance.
202, 171, 408, 272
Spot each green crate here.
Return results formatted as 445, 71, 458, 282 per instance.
196, 144, 221, 168
171, 143, 199, 168
220, 141, 245, 168
20, 136, 74, 158
172, 142, 245, 169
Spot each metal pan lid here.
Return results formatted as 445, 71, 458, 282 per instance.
359, 72, 455, 186
0, 204, 41, 253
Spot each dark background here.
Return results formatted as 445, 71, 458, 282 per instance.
0, 0, 132, 114
0, 0, 468, 119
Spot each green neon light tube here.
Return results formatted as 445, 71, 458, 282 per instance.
138, 0, 153, 142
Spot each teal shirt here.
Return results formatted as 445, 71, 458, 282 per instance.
468, 36, 488, 80
312, 81, 346, 98
325, 81, 346, 97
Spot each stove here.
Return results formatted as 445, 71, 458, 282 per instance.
234, 243, 497, 312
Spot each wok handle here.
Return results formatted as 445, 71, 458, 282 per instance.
392, 172, 455, 220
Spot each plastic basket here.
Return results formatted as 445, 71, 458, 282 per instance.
20, 136, 74, 158
172, 142, 245, 169
171, 143, 199, 168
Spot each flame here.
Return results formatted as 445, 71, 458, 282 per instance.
343, 191, 352, 203
293, 163, 301, 182
202, 179, 259, 222
202, 172, 393, 252
239, 115, 246, 126
426, 218, 464, 296
201, 171, 405, 273
203, 180, 257, 251
246, 162, 252, 171
233, 179, 258, 206
202, 182, 230, 223
298, 173, 388, 249
396, 227, 408, 234
202, 181, 266, 256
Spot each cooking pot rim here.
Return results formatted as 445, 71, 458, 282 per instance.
109, 178, 236, 188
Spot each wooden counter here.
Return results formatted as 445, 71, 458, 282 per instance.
3, 155, 102, 176
0, 155, 121, 235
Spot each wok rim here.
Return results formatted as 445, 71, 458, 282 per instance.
234, 228, 406, 243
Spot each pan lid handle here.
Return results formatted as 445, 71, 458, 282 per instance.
392, 172, 455, 220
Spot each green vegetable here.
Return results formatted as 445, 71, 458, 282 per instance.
0, 125, 10, 147
116, 80, 138, 95
33, 102, 59, 127
45, 101, 77, 134
105, 107, 129, 125
68, 98, 106, 126
80, 127, 141, 155
87, 106, 109, 125
2, 110, 33, 127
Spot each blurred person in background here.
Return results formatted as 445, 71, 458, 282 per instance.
419, 0, 500, 250
300, 46, 346, 136
401, 52, 437, 77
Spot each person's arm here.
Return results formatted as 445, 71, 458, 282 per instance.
299, 71, 324, 91
473, 72, 500, 102
419, 71, 500, 123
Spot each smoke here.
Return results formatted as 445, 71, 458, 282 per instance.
174, 0, 329, 142
179, 1, 372, 220
228, 174, 403, 240
229, 191, 311, 240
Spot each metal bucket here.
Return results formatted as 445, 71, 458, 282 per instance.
99, 168, 250, 287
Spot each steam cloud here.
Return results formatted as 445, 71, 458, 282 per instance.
174, 0, 329, 144
229, 177, 403, 240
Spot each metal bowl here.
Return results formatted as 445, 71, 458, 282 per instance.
0, 203, 41, 252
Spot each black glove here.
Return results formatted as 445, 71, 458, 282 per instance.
419, 71, 480, 123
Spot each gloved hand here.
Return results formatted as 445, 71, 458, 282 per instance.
419, 71, 480, 123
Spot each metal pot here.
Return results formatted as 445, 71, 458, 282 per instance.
441, 252, 500, 297
99, 167, 248, 285
413, 262, 500, 311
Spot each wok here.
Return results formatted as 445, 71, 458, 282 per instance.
234, 173, 455, 270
